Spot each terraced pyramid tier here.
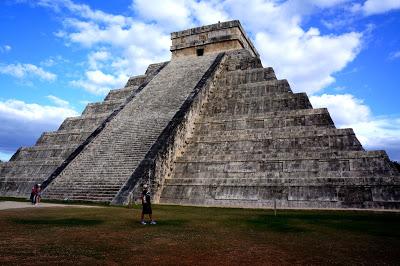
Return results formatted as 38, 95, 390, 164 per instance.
159, 51, 400, 209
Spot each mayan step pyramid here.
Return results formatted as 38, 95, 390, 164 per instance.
0, 21, 399, 209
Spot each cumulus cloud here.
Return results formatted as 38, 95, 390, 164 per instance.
40, 0, 362, 96
0, 63, 57, 81
70, 70, 128, 95
0, 99, 78, 160
310, 94, 400, 161
221, 0, 362, 93
132, 0, 229, 30
46, 95, 70, 108
309, 94, 371, 125
352, 0, 400, 16
255, 30, 361, 94
37, 0, 171, 94
88, 50, 110, 69
38, 0, 130, 25
132, 0, 193, 29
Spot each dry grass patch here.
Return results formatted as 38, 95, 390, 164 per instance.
0, 204, 399, 265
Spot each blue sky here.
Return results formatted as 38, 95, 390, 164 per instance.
0, 0, 399, 161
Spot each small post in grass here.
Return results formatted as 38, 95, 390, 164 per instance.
274, 198, 277, 216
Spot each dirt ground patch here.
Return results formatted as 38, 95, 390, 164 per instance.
0, 204, 399, 265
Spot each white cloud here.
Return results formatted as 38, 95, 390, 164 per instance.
0, 63, 57, 81
43, 0, 362, 96
46, 95, 70, 108
132, 0, 229, 29
132, 0, 192, 29
222, 0, 362, 94
0, 45, 12, 53
70, 70, 128, 95
352, 0, 400, 15
310, 94, 400, 161
255, 30, 361, 94
190, 1, 229, 25
0, 151, 13, 161
389, 50, 400, 60
0, 99, 79, 158
37, 0, 172, 94
38, 0, 130, 25
88, 50, 110, 69
310, 94, 371, 125
0, 99, 77, 123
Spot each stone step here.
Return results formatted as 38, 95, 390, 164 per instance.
198, 108, 331, 122
186, 138, 363, 154
36, 130, 93, 146
55, 171, 133, 178
222, 67, 277, 85
195, 109, 334, 132
223, 49, 263, 71
160, 178, 400, 207
0, 159, 61, 178
170, 169, 395, 180
0, 177, 45, 184
10, 145, 79, 161
176, 150, 388, 163
196, 124, 334, 137
204, 92, 312, 116
58, 113, 109, 131
188, 127, 361, 146
193, 126, 342, 141
173, 157, 393, 174
44, 189, 120, 195
124, 75, 146, 87
184, 136, 363, 155
82, 99, 124, 116
45, 194, 114, 202
233, 79, 291, 92
0, 163, 59, 177
46, 180, 125, 186
45, 187, 121, 194
104, 86, 139, 102
210, 80, 292, 99
0, 179, 42, 196
1, 158, 62, 166
163, 176, 400, 186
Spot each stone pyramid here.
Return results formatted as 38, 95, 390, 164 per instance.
1, 21, 399, 209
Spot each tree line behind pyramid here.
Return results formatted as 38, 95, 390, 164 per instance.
0, 20, 399, 209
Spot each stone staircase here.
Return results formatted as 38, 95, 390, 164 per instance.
159, 53, 400, 209
0, 65, 160, 197
43, 54, 221, 202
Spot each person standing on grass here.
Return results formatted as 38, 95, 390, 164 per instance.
140, 184, 156, 225
34, 184, 42, 206
30, 184, 38, 204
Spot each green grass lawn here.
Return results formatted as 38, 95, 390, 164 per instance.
0, 204, 399, 265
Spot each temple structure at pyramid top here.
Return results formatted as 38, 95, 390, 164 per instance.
170, 20, 259, 58
0, 20, 399, 209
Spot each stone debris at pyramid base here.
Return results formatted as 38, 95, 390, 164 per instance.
0, 20, 399, 210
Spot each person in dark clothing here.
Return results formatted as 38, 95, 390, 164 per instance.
141, 184, 156, 225
30, 184, 38, 204
35, 184, 42, 205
